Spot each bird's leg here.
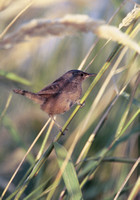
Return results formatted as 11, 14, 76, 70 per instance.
50, 115, 66, 135
76, 100, 85, 107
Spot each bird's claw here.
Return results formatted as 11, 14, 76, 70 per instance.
77, 100, 85, 107
60, 127, 68, 135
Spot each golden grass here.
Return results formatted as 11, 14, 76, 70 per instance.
0, 1, 140, 200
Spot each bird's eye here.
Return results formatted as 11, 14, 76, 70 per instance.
80, 73, 84, 77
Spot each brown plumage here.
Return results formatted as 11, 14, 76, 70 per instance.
13, 70, 96, 130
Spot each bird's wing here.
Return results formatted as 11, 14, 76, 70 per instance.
37, 82, 62, 96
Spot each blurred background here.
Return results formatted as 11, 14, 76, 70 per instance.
0, 0, 139, 199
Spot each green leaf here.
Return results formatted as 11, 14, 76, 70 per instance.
0, 70, 31, 85
54, 142, 83, 200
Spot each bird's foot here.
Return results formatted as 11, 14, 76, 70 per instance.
59, 127, 68, 135
76, 100, 85, 107
50, 116, 68, 135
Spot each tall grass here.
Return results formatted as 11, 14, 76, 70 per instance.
0, 1, 140, 200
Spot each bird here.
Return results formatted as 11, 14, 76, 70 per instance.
13, 70, 96, 131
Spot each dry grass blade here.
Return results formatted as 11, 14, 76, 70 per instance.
1, 1, 139, 199
119, 4, 140, 29
0, 0, 12, 11
1, 14, 140, 54
1, 118, 51, 199
114, 157, 140, 200
0, 14, 104, 49
0, 1, 34, 39
0, 93, 12, 122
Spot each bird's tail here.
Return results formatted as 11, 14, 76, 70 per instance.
13, 89, 43, 104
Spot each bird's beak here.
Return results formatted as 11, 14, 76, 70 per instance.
85, 72, 97, 77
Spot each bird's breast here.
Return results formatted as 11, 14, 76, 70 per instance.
41, 84, 82, 115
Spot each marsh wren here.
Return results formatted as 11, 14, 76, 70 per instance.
13, 70, 96, 130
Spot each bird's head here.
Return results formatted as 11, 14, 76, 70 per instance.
64, 70, 96, 83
